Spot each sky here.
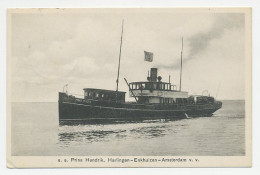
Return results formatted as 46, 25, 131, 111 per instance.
9, 9, 247, 102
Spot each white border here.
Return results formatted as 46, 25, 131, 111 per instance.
1, 0, 260, 175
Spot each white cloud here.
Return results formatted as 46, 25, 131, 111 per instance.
10, 10, 246, 102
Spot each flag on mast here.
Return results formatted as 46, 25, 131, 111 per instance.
144, 51, 153, 62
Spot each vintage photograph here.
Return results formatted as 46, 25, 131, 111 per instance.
7, 8, 251, 167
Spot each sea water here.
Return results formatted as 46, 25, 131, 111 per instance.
11, 100, 245, 156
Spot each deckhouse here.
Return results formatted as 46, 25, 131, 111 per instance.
83, 88, 126, 103
129, 68, 188, 104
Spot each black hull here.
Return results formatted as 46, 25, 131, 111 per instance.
58, 101, 221, 121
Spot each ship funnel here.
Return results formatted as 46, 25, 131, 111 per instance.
150, 68, 158, 82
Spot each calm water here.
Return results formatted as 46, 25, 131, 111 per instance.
11, 100, 245, 156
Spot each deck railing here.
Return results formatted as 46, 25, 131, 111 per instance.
59, 92, 221, 110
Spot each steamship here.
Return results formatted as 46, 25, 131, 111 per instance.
59, 67, 222, 120
58, 21, 222, 121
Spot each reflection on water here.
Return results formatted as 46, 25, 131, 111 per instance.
130, 125, 168, 138
59, 130, 127, 146
58, 119, 181, 147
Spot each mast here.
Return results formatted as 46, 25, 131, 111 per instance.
179, 37, 183, 91
116, 19, 124, 91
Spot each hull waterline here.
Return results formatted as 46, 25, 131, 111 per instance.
58, 100, 222, 121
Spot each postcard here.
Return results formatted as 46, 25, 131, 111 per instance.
7, 8, 252, 168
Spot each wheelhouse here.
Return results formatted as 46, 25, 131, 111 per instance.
128, 68, 189, 104
129, 82, 177, 91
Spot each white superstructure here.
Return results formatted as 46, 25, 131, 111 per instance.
128, 68, 189, 104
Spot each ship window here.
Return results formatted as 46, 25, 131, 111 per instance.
161, 98, 165, 103
159, 84, 162, 90
101, 94, 104, 98
156, 83, 159, 90
137, 83, 140, 89
138, 83, 142, 90
153, 83, 157, 89
147, 83, 152, 89
96, 93, 99, 98
176, 98, 181, 104
144, 83, 148, 89
141, 83, 145, 90
112, 93, 116, 99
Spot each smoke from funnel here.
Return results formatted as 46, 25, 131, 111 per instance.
156, 14, 245, 69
